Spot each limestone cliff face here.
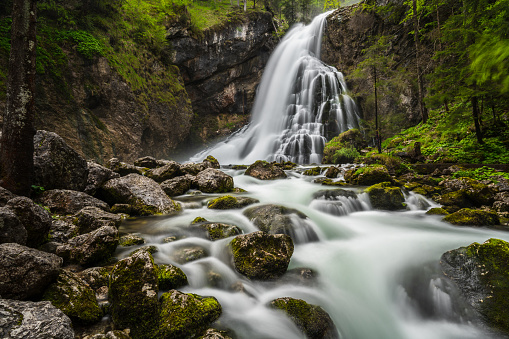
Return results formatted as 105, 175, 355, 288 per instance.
169, 11, 275, 151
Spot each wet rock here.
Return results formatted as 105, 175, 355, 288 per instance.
201, 222, 242, 241
159, 290, 222, 338
245, 160, 287, 180
109, 250, 160, 339
324, 166, 341, 178
134, 156, 158, 168
6, 196, 53, 247
56, 226, 118, 266
207, 195, 259, 209
118, 234, 145, 247
99, 174, 181, 216
145, 161, 182, 182
72, 206, 122, 234
365, 182, 406, 210
425, 207, 449, 215
493, 192, 509, 213
0, 207, 26, 245
157, 264, 188, 290
0, 299, 74, 339
303, 167, 322, 176
0, 243, 62, 300
160, 174, 195, 196
442, 208, 500, 226
270, 297, 338, 339
42, 269, 102, 324
195, 168, 234, 193
33, 130, 89, 192
345, 165, 392, 186
0, 186, 16, 207
440, 238, 509, 332
77, 267, 110, 291
243, 204, 317, 243
181, 156, 221, 176
47, 219, 79, 244
85, 161, 120, 196
230, 231, 294, 280
439, 178, 496, 208
198, 328, 233, 339
107, 158, 143, 176
280, 268, 318, 286
129, 245, 159, 256
312, 189, 357, 200
37, 189, 110, 215
172, 245, 208, 264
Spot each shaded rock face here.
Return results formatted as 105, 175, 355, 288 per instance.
0, 243, 62, 300
37, 189, 110, 215
440, 239, 509, 332
0, 299, 74, 339
171, 11, 275, 149
245, 161, 287, 180
0, 207, 26, 245
33, 130, 89, 191
0, 187, 16, 207
230, 231, 294, 280
195, 168, 234, 193
85, 161, 120, 196
73, 206, 122, 234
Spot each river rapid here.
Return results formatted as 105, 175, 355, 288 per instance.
116, 166, 509, 339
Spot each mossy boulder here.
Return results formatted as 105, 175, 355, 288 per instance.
72, 206, 122, 234
159, 290, 222, 338
118, 233, 145, 247
440, 238, 509, 332
194, 168, 234, 193
42, 269, 102, 324
442, 208, 500, 226
109, 250, 160, 339
365, 182, 406, 211
107, 158, 144, 176
230, 231, 294, 280
36, 189, 110, 215
207, 195, 259, 209
440, 177, 496, 207
324, 166, 341, 178
160, 174, 195, 196
316, 178, 347, 186
426, 207, 449, 215
157, 264, 188, 290
145, 161, 182, 182
303, 167, 322, 176
270, 297, 338, 339
200, 222, 243, 240
198, 328, 233, 339
345, 165, 392, 186
245, 161, 287, 180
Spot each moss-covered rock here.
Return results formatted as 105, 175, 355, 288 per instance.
442, 208, 500, 226
324, 166, 341, 178
198, 328, 233, 339
440, 238, 509, 332
440, 177, 496, 207
207, 195, 259, 209
316, 178, 347, 186
157, 264, 188, 290
230, 231, 294, 280
365, 182, 406, 211
202, 223, 242, 240
303, 167, 322, 176
345, 165, 393, 186
145, 161, 182, 182
172, 245, 208, 264
322, 129, 365, 164
42, 269, 102, 324
119, 233, 145, 247
159, 290, 222, 338
194, 168, 234, 193
425, 207, 449, 215
270, 297, 338, 339
109, 250, 160, 339
245, 161, 287, 180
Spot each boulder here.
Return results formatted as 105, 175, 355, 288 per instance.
270, 297, 338, 339
172, 245, 208, 264
0, 186, 16, 207
0, 243, 62, 300
245, 161, 287, 180
181, 156, 221, 176
134, 156, 159, 168
77, 267, 110, 291
42, 269, 103, 324
195, 168, 234, 193
99, 174, 181, 216
145, 161, 182, 182
365, 182, 406, 211
33, 130, 89, 191
6, 196, 53, 247
159, 290, 222, 338
425, 207, 449, 215
345, 165, 392, 186
160, 174, 195, 196
37, 189, 110, 215
243, 204, 317, 243
56, 226, 118, 266
439, 178, 496, 208
47, 220, 79, 244
0, 299, 74, 339
440, 238, 509, 332
109, 250, 160, 339
157, 264, 188, 290
198, 328, 233, 339
200, 222, 242, 241
0, 207, 26, 245
207, 195, 259, 210
303, 167, 322, 176
442, 208, 500, 226
230, 231, 294, 280
72, 206, 122, 234
107, 158, 143, 176
85, 161, 120, 196
324, 166, 341, 178
118, 234, 145, 247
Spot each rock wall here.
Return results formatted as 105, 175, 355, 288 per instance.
169, 11, 275, 152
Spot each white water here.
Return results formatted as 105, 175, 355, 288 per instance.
191, 12, 361, 165
117, 167, 509, 339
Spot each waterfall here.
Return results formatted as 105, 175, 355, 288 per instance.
191, 12, 361, 165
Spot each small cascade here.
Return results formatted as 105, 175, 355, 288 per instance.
310, 188, 368, 216
191, 12, 361, 165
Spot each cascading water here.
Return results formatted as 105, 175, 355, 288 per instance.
191, 12, 361, 164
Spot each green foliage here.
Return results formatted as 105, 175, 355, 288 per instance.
451, 166, 509, 182
333, 147, 360, 163
60, 30, 104, 59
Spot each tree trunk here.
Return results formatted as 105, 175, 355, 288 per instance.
0, 0, 37, 197
374, 66, 381, 154
471, 96, 483, 144
412, 0, 428, 123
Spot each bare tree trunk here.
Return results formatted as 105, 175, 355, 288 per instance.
0, 0, 37, 196
412, 0, 427, 123
471, 96, 483, 144
374, 66, 381, 154
244, 0, 247, 11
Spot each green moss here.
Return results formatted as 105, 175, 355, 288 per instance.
303, 167, 322, 176
365, 182, 406, 210
443, 208, 500, 226
207, 195, 238, 209
157, 264, 188, 290
346, 165, 393, 186
426, 207, 449, 215
320, 179, 347, 186
205, 223, 242, 240
232, 165, 248, 170
191, 217, 208, 224
119, 234, 145, 246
